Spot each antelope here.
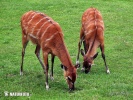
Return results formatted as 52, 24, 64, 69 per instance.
76, 7, 110, 74
20, 11, 78, 91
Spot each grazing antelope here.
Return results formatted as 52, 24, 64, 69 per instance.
20, 11, 78, 90
76, 7, 110, 74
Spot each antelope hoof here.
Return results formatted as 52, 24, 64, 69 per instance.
46, 86, 49, 90
45, 84, 49, 90
107, 69, 110, 74
20, 71, 23, 76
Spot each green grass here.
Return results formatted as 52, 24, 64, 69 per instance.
0, 0, 133, 100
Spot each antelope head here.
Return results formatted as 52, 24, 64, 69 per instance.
61, 64, 77, 91
81, 49, 98, 74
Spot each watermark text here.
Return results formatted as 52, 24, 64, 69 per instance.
4, 91, 30, 96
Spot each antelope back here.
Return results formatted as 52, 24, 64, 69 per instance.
82, 8, 104, 37
21, 11, 62, 45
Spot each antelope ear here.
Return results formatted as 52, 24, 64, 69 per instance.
92, 52, 98, 60
81, 49, 85, 56
61, 64, 67, 71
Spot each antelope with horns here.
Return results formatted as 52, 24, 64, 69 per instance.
20, 11, 78, 90
76, 7, 110, 74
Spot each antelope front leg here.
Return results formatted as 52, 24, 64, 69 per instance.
20, 39, 29, 76
50, 54, 55, 80
102, 53, 110, 74
43, 52, 49, 90
20, 48, 25, 76
100, 44, 110, 74
76, 39, 83, 67
83, 40, 87, 53
35, 45, 45, 72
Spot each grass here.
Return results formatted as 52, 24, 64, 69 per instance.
0, 0, 133, 100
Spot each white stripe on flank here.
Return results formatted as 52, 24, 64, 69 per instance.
36, 17, 49, 25
86, 23, 95, 29
85, 19, 103, 29
45, 31, 58, 42
44, 31, 58, 47
22, 12, 35, 33
31, 17, 48, 35
85, 29, 96, 35
94, 10, 97, 29
23, 12, 36, 34
22, 12, 34, 24
87, 11, 94, 15
27, 13, 39, 25
22, 11, 29, 22
27, 12, 36, 22
84, 17, 94, 26
22, 24, 28, 35
36, 19, 50, 36
29, 34, 38, 39
41, 24, 53, 39
25, 13, 40, 34
96, 11, 101, 17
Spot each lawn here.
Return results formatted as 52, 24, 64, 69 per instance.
0, 0, 133, 100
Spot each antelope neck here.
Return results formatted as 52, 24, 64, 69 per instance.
57, 43, 73, 69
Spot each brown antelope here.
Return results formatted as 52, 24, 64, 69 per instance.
20, 11, 78, 90
76, 7, 110, 74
